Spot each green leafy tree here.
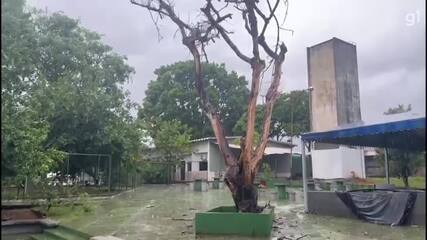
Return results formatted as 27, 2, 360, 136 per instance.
36, 11, 141, 181
140, 61, 249, 138
375, 149, 425, 188
1, 0, 65, 181
2, 0, 142, 186
141, 120, 191, 183
233, 106, 264, 137
151, 120, 191, 162
233, 90, 309, 140
384, 104, 412, 115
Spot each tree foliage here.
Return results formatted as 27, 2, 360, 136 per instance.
149, 120, 191, 163
384, 104, 412, 115
140, 120, 191, 183
1, 0, 142, 181
139, 61, 248, 138
375, 149, 425, 188
233, 90, 309, 140
1, 0, 64, 180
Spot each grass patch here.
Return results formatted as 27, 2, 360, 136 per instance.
32, 192, 96, 224
38, 202, 96, 224
270, 179, 303, 188
368, 177, 425, 189
271, 177, 425, 189
1, 186, 122, 201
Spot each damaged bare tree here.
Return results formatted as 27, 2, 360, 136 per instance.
131, 0, 289, 213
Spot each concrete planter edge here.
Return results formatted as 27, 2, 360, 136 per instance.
194, 206, 274, 237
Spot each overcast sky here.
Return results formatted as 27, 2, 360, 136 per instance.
28, 0, 425, 123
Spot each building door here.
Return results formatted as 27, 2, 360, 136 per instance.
180, 161, 185, 181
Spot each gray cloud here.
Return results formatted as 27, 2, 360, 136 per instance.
28, 0, 425, 123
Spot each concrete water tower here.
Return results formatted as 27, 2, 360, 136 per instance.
307, 37, 366, 179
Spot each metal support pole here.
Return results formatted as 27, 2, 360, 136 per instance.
384, 148, 390, 184
289, 137, 294, 177
67, 155, 70, 175
301, 139, 308, 213
24, 177, 28, 197
97, 156, 100, 177
108, 155, 112, 192
275, 157, 278, 178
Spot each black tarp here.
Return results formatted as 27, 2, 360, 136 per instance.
337, 189, 418, 226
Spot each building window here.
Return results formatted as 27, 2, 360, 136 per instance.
187, 162, 192, 172
199, 161, 208, 171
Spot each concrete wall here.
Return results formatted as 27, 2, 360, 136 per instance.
307, 40, 338, 132
262, 154, 292, 178
311, 148, 343, 179
409, 191, 426, 225
307, 38, 361, 131
307, 191, 426, 226
307, 191, 356, 218
312, 146, 365, 179
333, 39, 362, 125
208, 142, 226, 181
340, 146, 365, 178
176, 142, 210, 181
191, 142, 209, 162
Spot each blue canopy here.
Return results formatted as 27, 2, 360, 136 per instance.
301, 117, 425, 151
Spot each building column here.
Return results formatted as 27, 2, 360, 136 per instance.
384, 148, 390, 184
301, 139, 308, 213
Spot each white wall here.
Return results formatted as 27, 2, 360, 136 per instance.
312, 147, 343, 179
341, 147, 365, 178
311, 146, 365, 179
192, 161, 200, 171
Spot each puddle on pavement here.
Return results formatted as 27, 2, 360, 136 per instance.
52, 184, 425, 240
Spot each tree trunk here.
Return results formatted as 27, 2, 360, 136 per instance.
402, 165, 410, 188
225, 157, 264, 213
403, 175, 409, 188
401, 152, 410, 188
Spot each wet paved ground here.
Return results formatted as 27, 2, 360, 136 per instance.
54, 184, 425, 240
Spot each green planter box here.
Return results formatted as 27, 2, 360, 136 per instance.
195, 206, 274, 237
194, 179, 202, 191
331, 181, 345, 192
275, 183, 288, 200
212, 178, 220, 189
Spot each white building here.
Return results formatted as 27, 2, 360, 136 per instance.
174, 136, 296, 182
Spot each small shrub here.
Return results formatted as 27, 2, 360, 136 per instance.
78, 192, 92, 212
261, 163, 274, 188
140, 162, 169, 183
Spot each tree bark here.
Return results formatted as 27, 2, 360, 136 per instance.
241, 62, 265, 186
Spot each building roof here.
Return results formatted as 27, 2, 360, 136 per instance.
301, 117, 425, 151
190, 136, 241, 143
223, 143, 293, 155
190, 136, 295, 148
308, 37, 356, 49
